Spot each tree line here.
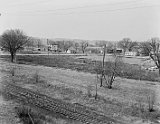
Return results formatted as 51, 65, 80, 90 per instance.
0, 29, 160, 75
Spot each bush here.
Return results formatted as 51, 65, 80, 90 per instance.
15, 106, 44, 124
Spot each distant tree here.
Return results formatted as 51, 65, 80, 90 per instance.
37, 39, 43, 48
74, 42, 79, 53
106, 42, 114, 53
80, 41, 88, 53
0, 29, 29, 62
106, 42, 113, 49
48, 40, 56, 45
56, 41, 65, 51
95, 41, 108, 47
63, 41, 74, 52
25, 37, 34, 49
139, 42, 151, 56
128, 41, 138, 51
118, 38, 131, 54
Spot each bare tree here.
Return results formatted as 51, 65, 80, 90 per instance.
149, 38, 160, 75
0, 29, 29, 62
36, 39, 43, 48
118, 38, 131, 55
80, 41, 88, 54
95, 45, 123, 89
25, 38, 34, 48
139, 42, 152, 56
128, 41, 138, 51
95, 40, 108, 47
103, 56, 122, 89
139, 38, 160, 75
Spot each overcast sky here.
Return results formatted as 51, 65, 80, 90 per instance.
0, 0, 160, 41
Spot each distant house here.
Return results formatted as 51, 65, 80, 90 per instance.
66, 47, 77, 54
48, 44, 58, 52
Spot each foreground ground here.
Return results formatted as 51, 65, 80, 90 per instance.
0, 56, 160, 124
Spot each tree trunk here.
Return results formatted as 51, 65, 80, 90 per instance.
123, 50, 126, 56
108, 84, 112, 89
107, 73, 115, 89
82, 49, 85, 54
95, 83, 98, 100
11, 52, 15, 63
100, 75, 103, 87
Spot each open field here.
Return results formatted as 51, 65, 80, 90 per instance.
1, 54, 159, 82
76, 54, 155, 66
1, 57, 160, 123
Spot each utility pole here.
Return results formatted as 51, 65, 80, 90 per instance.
100, 44, 106, 87
47, 39, 49, 56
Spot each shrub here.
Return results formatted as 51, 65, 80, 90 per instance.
15, 106, 45, 124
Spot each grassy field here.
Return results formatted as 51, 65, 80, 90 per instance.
76, 54, 146, 64
1, 55, 160, 123
1, 57, 160, 123
1, 54, 159, 82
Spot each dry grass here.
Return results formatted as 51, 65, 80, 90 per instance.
1, 57, 160, 123
1, 55, 159, 82
14, 105, 82, 124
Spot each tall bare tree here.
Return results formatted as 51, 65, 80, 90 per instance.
149, 38, 160, 75
139, 38, 160, 75
118, 38, 131, 55
0, 29, 29, 62
139, 42, 152, 56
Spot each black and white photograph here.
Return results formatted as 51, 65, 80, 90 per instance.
0, 0, 160, 123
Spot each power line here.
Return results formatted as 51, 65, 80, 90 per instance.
5, 4, 160, 16
6, 0, 145, 14
4, 0, 52, 8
